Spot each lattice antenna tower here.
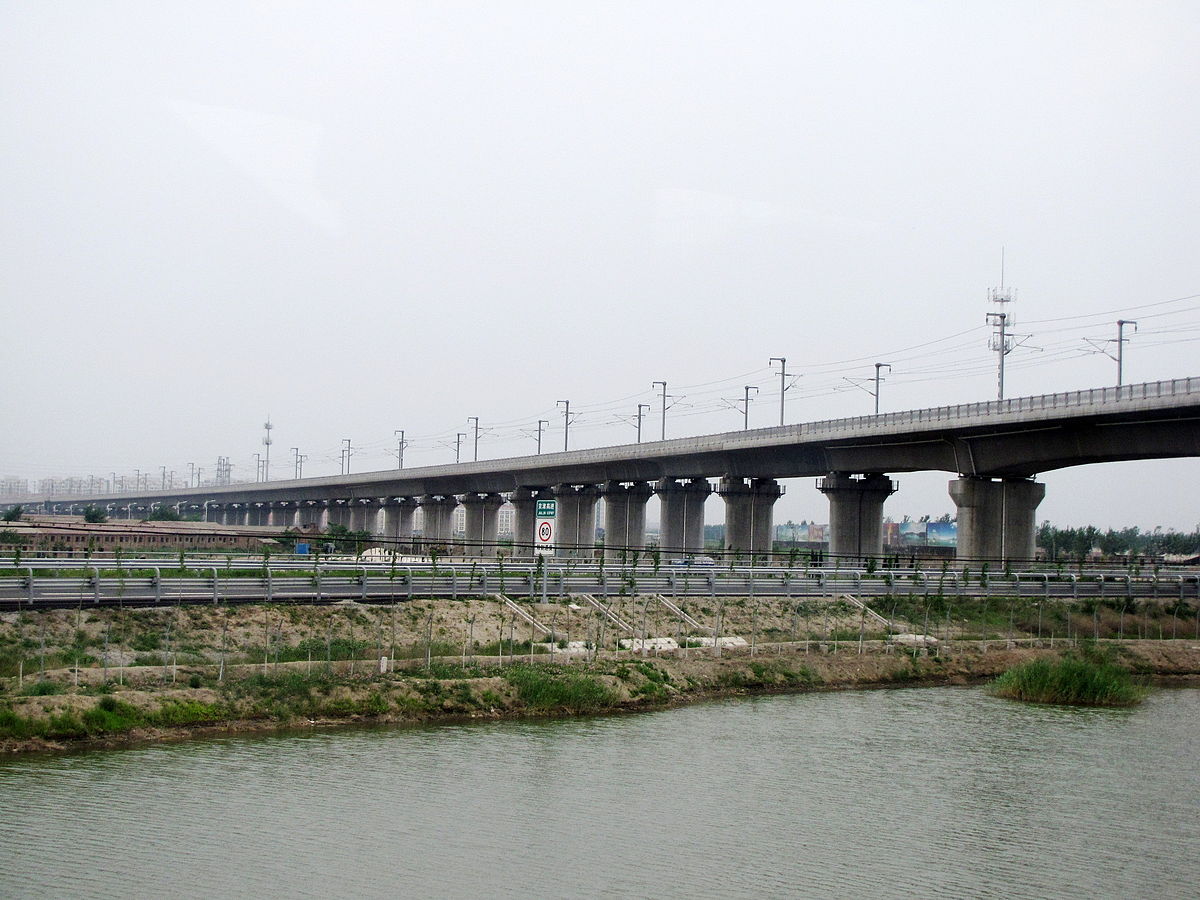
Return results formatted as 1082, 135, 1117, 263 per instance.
262, 417, 273, 482
987, 248, 1017, 400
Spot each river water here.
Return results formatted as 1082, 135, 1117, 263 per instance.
2, 687, 1197, 899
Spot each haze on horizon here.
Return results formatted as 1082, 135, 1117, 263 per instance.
2, 2, 1198, 532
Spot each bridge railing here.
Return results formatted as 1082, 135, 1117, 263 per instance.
799, 375, 1200, 437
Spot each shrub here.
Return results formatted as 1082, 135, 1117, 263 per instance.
990, 650, 1146, 707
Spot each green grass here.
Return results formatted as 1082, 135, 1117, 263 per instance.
989, 651, 1147, 707
503, 664, 616, 713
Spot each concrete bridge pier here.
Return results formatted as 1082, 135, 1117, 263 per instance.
601, 481, 653, 560
509, 487, 553, 556
382, 498, 417, 547
267, 501, 292, 528
461, 492, 504, 557
419, 494, 458, 549
718, 476, 783, 560
949, 476, 1045, 564
294, 500, 323, 529
819, 472, 897, 563
553, 484, 601, 557
349, 499, 378, 533
326, 500, 352, 530
656, 477, 711, 556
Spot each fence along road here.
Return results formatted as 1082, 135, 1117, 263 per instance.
1, 561, 1197, 610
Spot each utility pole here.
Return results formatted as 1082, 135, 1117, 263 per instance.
873, 363, 892, 415
454, 433, 465, 463
652, 381, 668, 440
253, 453, 262, 482
291, 447, 307, 479
769, 358, 790, 425
341, 439, 352, 475
742, 385, 758, 430
134, 468, 141, 491
160, 466, 167, 489
262, 417, 273, 481
557, 400, 572, 451
188, 462, 196, 488
536, 419, 549, 455
986, 311, 1010, 400
393, 430, 407, 469
1117, 319, 1137, 387
467, 417, 480, 461
636, 403, 650, 443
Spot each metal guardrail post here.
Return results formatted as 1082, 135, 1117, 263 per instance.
266, 567, 273, 602
211, 567, 220, 605
91, 567, 101, 604
153, 567, 161, 603
24, 567, 33, 605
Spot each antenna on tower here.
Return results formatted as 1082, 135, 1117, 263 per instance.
986, 249, 1017, 400
261, 417, 273, 482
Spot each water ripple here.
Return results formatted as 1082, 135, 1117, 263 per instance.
2, 687, 1198, 899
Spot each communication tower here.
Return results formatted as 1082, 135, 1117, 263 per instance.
986, 250, 1017, 400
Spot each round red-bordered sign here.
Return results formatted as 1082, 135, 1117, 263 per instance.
537, 521, 553, 542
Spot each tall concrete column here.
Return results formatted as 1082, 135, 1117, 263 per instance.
382, 498, 418, 547
553, 484, 601, 558
326, 500, 351, 529
718, 476, 783, 559
295, 500, 323, 529
819, 472, 897, 562
267, 501, 292, 528
949, 477, 1045, 563
419, 494, 459, 548
349, 499, 378, 533
461, 492, 504, 558
655, 477, 712, 555
601, 481, 653, 560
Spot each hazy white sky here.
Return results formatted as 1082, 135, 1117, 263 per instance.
3, 2, 1198, 530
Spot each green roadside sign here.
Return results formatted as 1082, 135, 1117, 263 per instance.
535, 499, 557, 518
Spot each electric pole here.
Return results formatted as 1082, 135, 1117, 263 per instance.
341, 439, 352, 475
873, 363, 891, 415
557, 400, 572, 451
652, 381, 668, 440
1117, 319, 1137, 387
393, 430, 407, 469
536, 419, 549, 455
769, 358, 790, 425
636, 403, 650, 443
742, 385, 758, 430
467, 417, 480, 461
454, 433, 465, 463
291, 447, 307, 479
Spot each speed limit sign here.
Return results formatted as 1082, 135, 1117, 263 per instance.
534, 499, 556, 555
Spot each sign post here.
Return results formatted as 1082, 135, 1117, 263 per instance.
534, 498, 557, 556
